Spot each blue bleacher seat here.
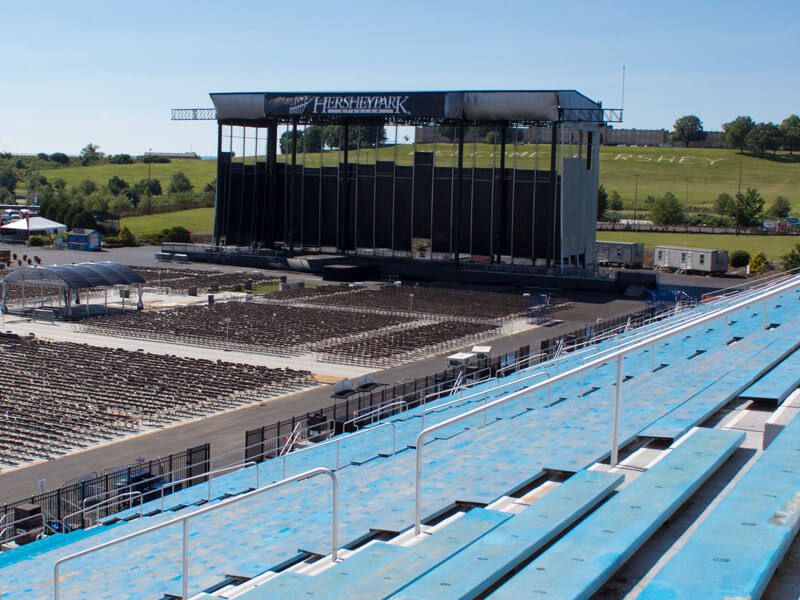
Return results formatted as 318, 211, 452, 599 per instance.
390, 469, 623, 600
637, 410, 800, 600
486, 427, 744, 600
740, 347, 800, 403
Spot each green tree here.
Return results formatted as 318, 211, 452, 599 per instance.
597, 185, 609, 220
0, 167, 17, 193
714, 193, 735, 217
135, 178, 162, 197
76, 179, 97, 196
71, 209, 98, 230
780, 115, 800, 154
279, 129, 303, 154
168, 171, 193, 194
671, 115, 707, 147
108, 153, 133, 164
107, 175, 129, 196
650, 192, 685, 225
734, 188, 765, 228
780, 244, 800, 271
609, 190, 623, 211
79, 143, 103, 165
49, 152, 70, 165
749, 251, 772, 274
745, 122, 781, 156
723, 116, 755, 153
53, 178, 67, 190
301, 125, 324, 152
766, 196, 791, 220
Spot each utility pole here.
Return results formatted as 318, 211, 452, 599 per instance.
736, 162, 743, 235
147, 147, 152, 215
633, 174, 639, 231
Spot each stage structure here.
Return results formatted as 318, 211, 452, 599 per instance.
203, 90, 614, 269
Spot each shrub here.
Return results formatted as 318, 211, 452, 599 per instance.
118, 226, 140, 247
161, 226, 191, 243
749, 251, 772, 274
26, 234, 52, 247
142, 232, 167, 244
729, 250, 751, 268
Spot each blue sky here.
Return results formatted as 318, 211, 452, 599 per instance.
2, 0, 797, 156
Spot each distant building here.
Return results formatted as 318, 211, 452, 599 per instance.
67, 228, 103, 251
145, 152, 201, 160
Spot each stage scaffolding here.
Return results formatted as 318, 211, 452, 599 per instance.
209, 91, 612, 269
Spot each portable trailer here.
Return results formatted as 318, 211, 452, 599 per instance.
594, 241, 644, 267
653, 245, 728, 274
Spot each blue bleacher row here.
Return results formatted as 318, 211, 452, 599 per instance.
1, 281, 800, 599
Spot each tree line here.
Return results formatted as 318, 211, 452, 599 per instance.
671, 114, 800, 155
597, 184, 788, 229
279, 125, 388, 154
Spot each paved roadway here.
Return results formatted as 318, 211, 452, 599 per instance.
0, 244, 733, 504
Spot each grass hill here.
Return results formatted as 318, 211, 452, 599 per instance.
37, 159, 216, 190
33, 146, 800, 214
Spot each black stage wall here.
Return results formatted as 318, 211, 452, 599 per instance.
215, 152, 561, 263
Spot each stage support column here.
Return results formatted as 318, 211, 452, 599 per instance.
548, 122, 559, 267
494, 123, 507, 263
213, 122, 223, 245
267, 120, 278, 248
454, 119, 465, 269
288, 119, 298, 257
339, 123, 350, 253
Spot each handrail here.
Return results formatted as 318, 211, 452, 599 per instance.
62, 492, 144, 527
160, 461, 258, 511
701, 266, 800, 302
420, 369, 551, 431
282, 422, 396, 479
344, 401, 408, 429
416, 368, 493, 409
495, 351, 545, 379
413, 275, 800, 534
54, 467, 338, 600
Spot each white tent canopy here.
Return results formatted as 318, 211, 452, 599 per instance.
0, 216, 67, 241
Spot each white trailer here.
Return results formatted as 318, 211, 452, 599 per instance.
653, 246, 728, 274
594, 241, 644, 267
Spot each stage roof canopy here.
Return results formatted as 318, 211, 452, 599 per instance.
3, 262, 145, 289
210, 90, 605, 125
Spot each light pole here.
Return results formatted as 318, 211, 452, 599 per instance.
147, 148, 152, 215
408, 293, 414, 313
633, 174, 639, 231
684, 178, 689, 224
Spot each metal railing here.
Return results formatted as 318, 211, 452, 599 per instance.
62, 492, 144, 530
281, 422, 396, 479
412, 275, 800, 534
54, 467, 338, 600
344, 401, 408, 430
158, 462, 258, 512
420, 370, 551, 431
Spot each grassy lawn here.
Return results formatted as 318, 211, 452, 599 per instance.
38, 159, 217, 190
120, 207, 214, 236
32, 146, 800, 214
279, 144, 800, 212
596, 230, 800, 261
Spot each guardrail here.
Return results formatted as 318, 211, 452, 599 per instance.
281, 422, 396, 479
54, 468, 339, 600
158, 462, 258, 512
412, 275, 800, 534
